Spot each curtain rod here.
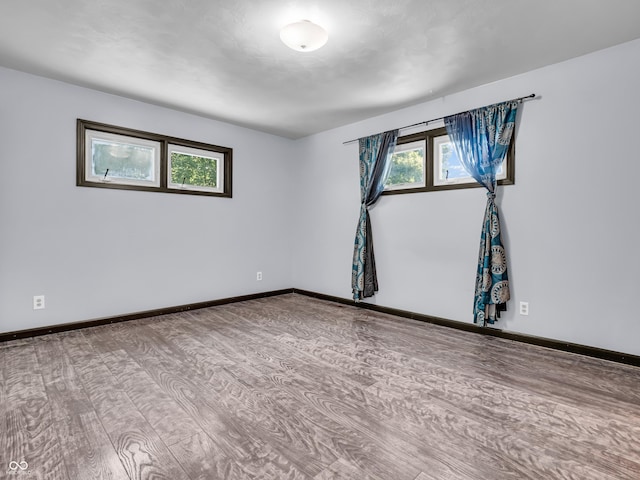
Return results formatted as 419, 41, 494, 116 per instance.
342, 93, 536, 145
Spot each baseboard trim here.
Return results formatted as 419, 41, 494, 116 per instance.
293, 288, 640, 368
3, 287, 639, 368
0, 289, 294, 343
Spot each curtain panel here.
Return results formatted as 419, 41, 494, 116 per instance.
351, 130, 398, 301
445, 101, 519, 325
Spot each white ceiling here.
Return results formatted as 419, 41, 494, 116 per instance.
1, 0, 640, 139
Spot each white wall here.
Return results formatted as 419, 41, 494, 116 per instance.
0, 67, 295, 332
3, 39, 640, 357
292, 39, 640, 356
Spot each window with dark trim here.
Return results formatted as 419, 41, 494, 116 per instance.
383, 126, 514, 194
77, 119, 232, 198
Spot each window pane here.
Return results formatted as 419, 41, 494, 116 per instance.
91, 139, 156, 181
434, 134, 507, 186
170, 151, 218, 189
84, 129, 160, 187
385, 140, 425, 190
167, 143, 225, 193
433, 135, 473, 185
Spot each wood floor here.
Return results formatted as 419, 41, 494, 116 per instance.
1, 294, 640, 480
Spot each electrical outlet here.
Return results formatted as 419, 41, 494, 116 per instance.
519, 301, 529, 316
256, 271, 263, 281
33, 295, 45, 310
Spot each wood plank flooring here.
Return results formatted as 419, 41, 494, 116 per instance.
1, 293, 639, 479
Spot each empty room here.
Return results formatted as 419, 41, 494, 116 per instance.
1, 1, 640, 479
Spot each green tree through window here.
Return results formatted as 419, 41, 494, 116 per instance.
386, 147, 424, 187
170, 152, 218, 188
385, 141, 425, 188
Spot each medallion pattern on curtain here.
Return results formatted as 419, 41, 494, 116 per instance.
445, 101, 519, 325
351, 130, 398, 301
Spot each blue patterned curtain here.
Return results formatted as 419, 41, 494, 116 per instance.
445, 101, 519, 325
352, 130, 398, 301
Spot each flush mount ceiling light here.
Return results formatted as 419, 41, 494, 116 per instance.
280, 20, 328, 52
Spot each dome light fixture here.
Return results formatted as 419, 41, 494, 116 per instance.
280, 20, 328, 52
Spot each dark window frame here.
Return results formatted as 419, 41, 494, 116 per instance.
383, 127, 514, 195
77, 119, 232, 198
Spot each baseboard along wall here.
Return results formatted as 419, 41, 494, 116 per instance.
1, 288, 638, 368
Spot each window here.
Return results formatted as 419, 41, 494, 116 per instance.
84, 129, 161, 188
77, 120, 232, 197
167, 144, 224, 194
384, 126, 514, 194
385, 137, 425, 191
